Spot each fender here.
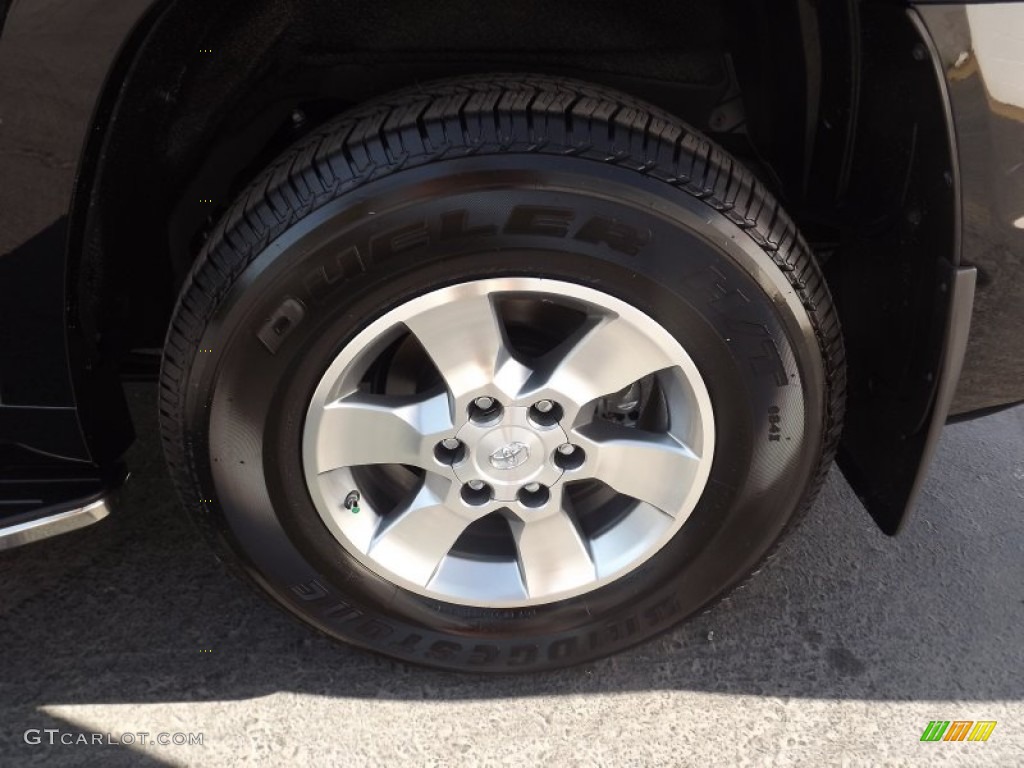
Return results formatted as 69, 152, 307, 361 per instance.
0, 1, 158, 529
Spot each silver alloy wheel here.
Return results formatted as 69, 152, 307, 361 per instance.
302, 278, 715, 607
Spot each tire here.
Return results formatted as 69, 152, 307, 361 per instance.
159, 74, 845, 672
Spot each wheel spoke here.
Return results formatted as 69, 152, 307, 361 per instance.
403, 292, 530, 406
511, 494, 595, 597
528, 315, 678, 420
573, 422, 703, 515
368, 476, 474, 587
312, 390, 452, 474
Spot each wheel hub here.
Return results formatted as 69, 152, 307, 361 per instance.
454, 406, 567, 502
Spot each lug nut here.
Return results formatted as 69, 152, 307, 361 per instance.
434, 437, 466, 465
517, 483, 550, 508
554, 444, 585, 470
461, 480, 492, 506
528, 399, 563, 426
469, 395, 503, 424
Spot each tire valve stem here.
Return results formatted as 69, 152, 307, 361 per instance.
343, 490, 361, 514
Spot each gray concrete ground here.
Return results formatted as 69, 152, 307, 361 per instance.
0, 384, 1021, 767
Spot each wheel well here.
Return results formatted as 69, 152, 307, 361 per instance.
72, 0, 844, 360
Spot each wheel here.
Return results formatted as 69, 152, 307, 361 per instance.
160, 74, 844, 672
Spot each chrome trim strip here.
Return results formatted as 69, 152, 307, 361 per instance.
0, 498, 110, 551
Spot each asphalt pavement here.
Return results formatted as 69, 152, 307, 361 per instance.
1, 384, 1021, 767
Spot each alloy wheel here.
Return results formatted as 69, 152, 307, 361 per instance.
302, 278, 715, 607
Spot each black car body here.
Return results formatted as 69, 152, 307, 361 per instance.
0, 1, 1022, 660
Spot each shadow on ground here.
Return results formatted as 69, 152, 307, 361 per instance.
2, 385, 1021, 753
